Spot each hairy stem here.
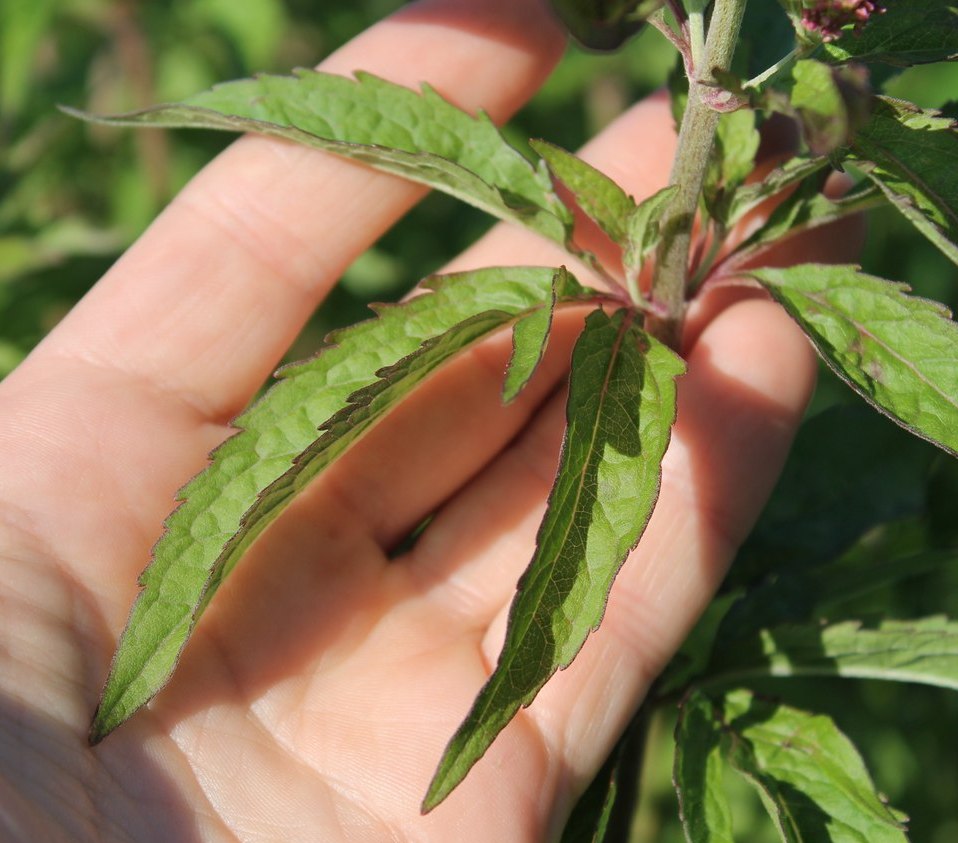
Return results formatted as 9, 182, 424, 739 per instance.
646, 0, 748, 349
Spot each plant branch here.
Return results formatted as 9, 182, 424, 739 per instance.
646, 0, 748, 349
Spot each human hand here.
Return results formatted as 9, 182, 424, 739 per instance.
0, 1, 857, 840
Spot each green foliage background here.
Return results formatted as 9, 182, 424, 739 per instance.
2, 1, 956, 839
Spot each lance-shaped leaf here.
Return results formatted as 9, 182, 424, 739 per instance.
674, 693, 735, 843
623, 185, 678, 290
725, 180, 881, 273
821, 0, 958, 66
720, 690, 909, 843
423, 308, 685, 811
722, 156, 831, 227
90, 266, 590, 743
705, 617, 958, 691
503, 296, 559, 404
531, 139, 636, 243
849, 97, 958, 267
750, 264, 958, 458
64, 70, 572, 244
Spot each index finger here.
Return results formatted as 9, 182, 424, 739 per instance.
24, 0, 565, 424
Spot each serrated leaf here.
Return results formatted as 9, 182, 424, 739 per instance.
721, 689, 908, 843
531, 139, 636, 243
849, 97, 958, 267
708, 617, 958, 691
423, 308, 685, 811
751, 264, 958, 458
674, 693, 735, 843
90, 266, 591, 742
64, 69, 573, 244
821, 0, 958, 66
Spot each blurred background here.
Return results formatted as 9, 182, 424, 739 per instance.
2, 1, 957, 840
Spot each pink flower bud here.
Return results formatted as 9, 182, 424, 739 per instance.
800, 0, 884, 42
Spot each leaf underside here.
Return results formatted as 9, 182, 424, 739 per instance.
751, 264, 958, 458
64, 69, 573, 244
675, 690, 909, 843
708, 616, 958, 692
423, 307, 685, 811
849, 98, 958, 268
90, 266, 590, 743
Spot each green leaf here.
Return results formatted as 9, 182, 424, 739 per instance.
623, 185, 679, 291
821, 0, 958, 66
708, 617, 958, 692
722, 156, 831, 227
704, 108, 761, 219
548, 0, 660, 51
729, 403, 938, 588
423, 308, 685, 811
728, 179, 881, 269
751, 264, 958, 458
674, 692, 735, 843
531, 139, 635, 243
721, 690, 908, 843
63, 69, 573, 244
90, 266, 591, 743
788, 59, 871, 156
503, 267, 583, 404
560, 741, 622, 843
849, 97, 958, 267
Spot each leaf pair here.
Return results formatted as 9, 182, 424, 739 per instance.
89, 265, 592, 741
676, 689, 909, 843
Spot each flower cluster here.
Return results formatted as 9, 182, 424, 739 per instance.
800, 0, 883, 41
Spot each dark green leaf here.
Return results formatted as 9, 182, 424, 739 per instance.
548, 0, 660, 51
751, 264, 958, 458
531, 139, 635, 243
63, 70, 573, 244
721, 690, 909, 843
423, 308, 685, 811
707, 617, 958, 692
90, 266, 590, 742
729, 404, 938, 588
673, 692, 735, 843
849, 97, 958, 267
822, 0, 958, 66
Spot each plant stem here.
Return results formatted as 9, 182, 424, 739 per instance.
646, 0, 748, 349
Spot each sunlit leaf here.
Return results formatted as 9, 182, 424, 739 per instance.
531, 139, 635, 243
721, 690, 909, 842
423, 308, 684, 811
752, 264, 958, 457
64, 69, 573, 244
707, 616, 958, 692
90, 266, 591, 742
